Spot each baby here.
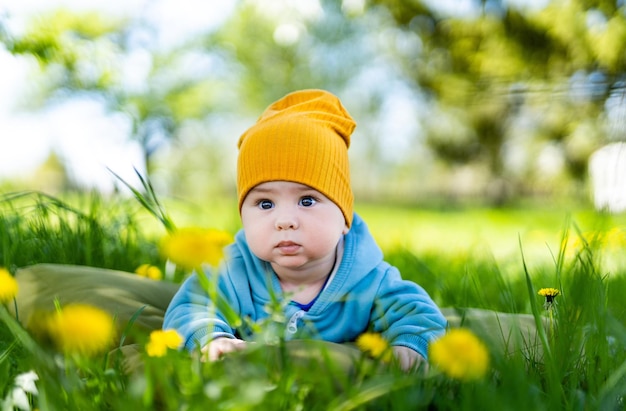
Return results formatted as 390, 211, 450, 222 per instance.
163, 89, 447, 371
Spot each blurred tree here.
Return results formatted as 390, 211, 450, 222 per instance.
4, 0, 624, 204
195, 0, 410, 199
1, 9, 222, 178
30, 150, 75, 193
0, 2, 397, 199
370, 0, 626, 203
203, 0, 377, 112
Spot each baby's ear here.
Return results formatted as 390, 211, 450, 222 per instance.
342, 225, 350, 235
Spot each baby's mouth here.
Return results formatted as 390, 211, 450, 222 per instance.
276, 241, 300, 254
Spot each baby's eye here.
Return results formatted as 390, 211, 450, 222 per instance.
258, 199, 274, 210
299, 196, 317, 207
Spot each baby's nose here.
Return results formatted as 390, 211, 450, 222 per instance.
275, 209, 299, 230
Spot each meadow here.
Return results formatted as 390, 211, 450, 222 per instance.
1, 189, 626, 410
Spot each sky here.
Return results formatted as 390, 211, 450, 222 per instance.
0, 0, 235, 191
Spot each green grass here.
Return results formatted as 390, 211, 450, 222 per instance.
2, 190, 626, 410
0, 191, 162, 272
356, 202, 626, 261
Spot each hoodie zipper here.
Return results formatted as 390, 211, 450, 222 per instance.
286, 310, 305, 335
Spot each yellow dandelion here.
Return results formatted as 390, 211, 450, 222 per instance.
538, 288, 560, 302
160, 227, 232, 270
135, 263, 163, 280
46, 304, 116, 357
428, 328, 490, 381
0, 268, 18, 304
355, 332, 393, 362
538, 287, 560, 311
146, 329, 183, 357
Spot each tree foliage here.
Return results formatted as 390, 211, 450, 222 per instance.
370, 0, 626, 202
1, 9, 222, 176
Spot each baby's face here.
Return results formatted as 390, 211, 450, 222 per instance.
240, 181, 348, 280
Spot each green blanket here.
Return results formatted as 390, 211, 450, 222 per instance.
9, 263, 546, 372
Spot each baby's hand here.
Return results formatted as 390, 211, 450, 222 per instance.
201, 337, 247, 361
392, 346, 428, 373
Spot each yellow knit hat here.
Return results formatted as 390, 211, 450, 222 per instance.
237, 89, 356, 227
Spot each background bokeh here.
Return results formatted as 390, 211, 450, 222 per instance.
1, 0, 625, 213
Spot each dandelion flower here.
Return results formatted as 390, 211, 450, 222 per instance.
538, 287, 560, 311
356, 332, 392, 362
146, 329, 183, 357
46, 304, 115, 357
0, 267, 18, 304
135, 263, 163, 280
160, 227, 232, 270
538, 288, 560, 302
428, 328, 490, 381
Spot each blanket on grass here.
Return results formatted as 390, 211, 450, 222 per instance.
8, 263, 546, 373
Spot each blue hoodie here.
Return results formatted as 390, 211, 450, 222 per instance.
163, 213, 447, 359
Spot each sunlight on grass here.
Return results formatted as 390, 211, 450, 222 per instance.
357, 203, 626, 268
